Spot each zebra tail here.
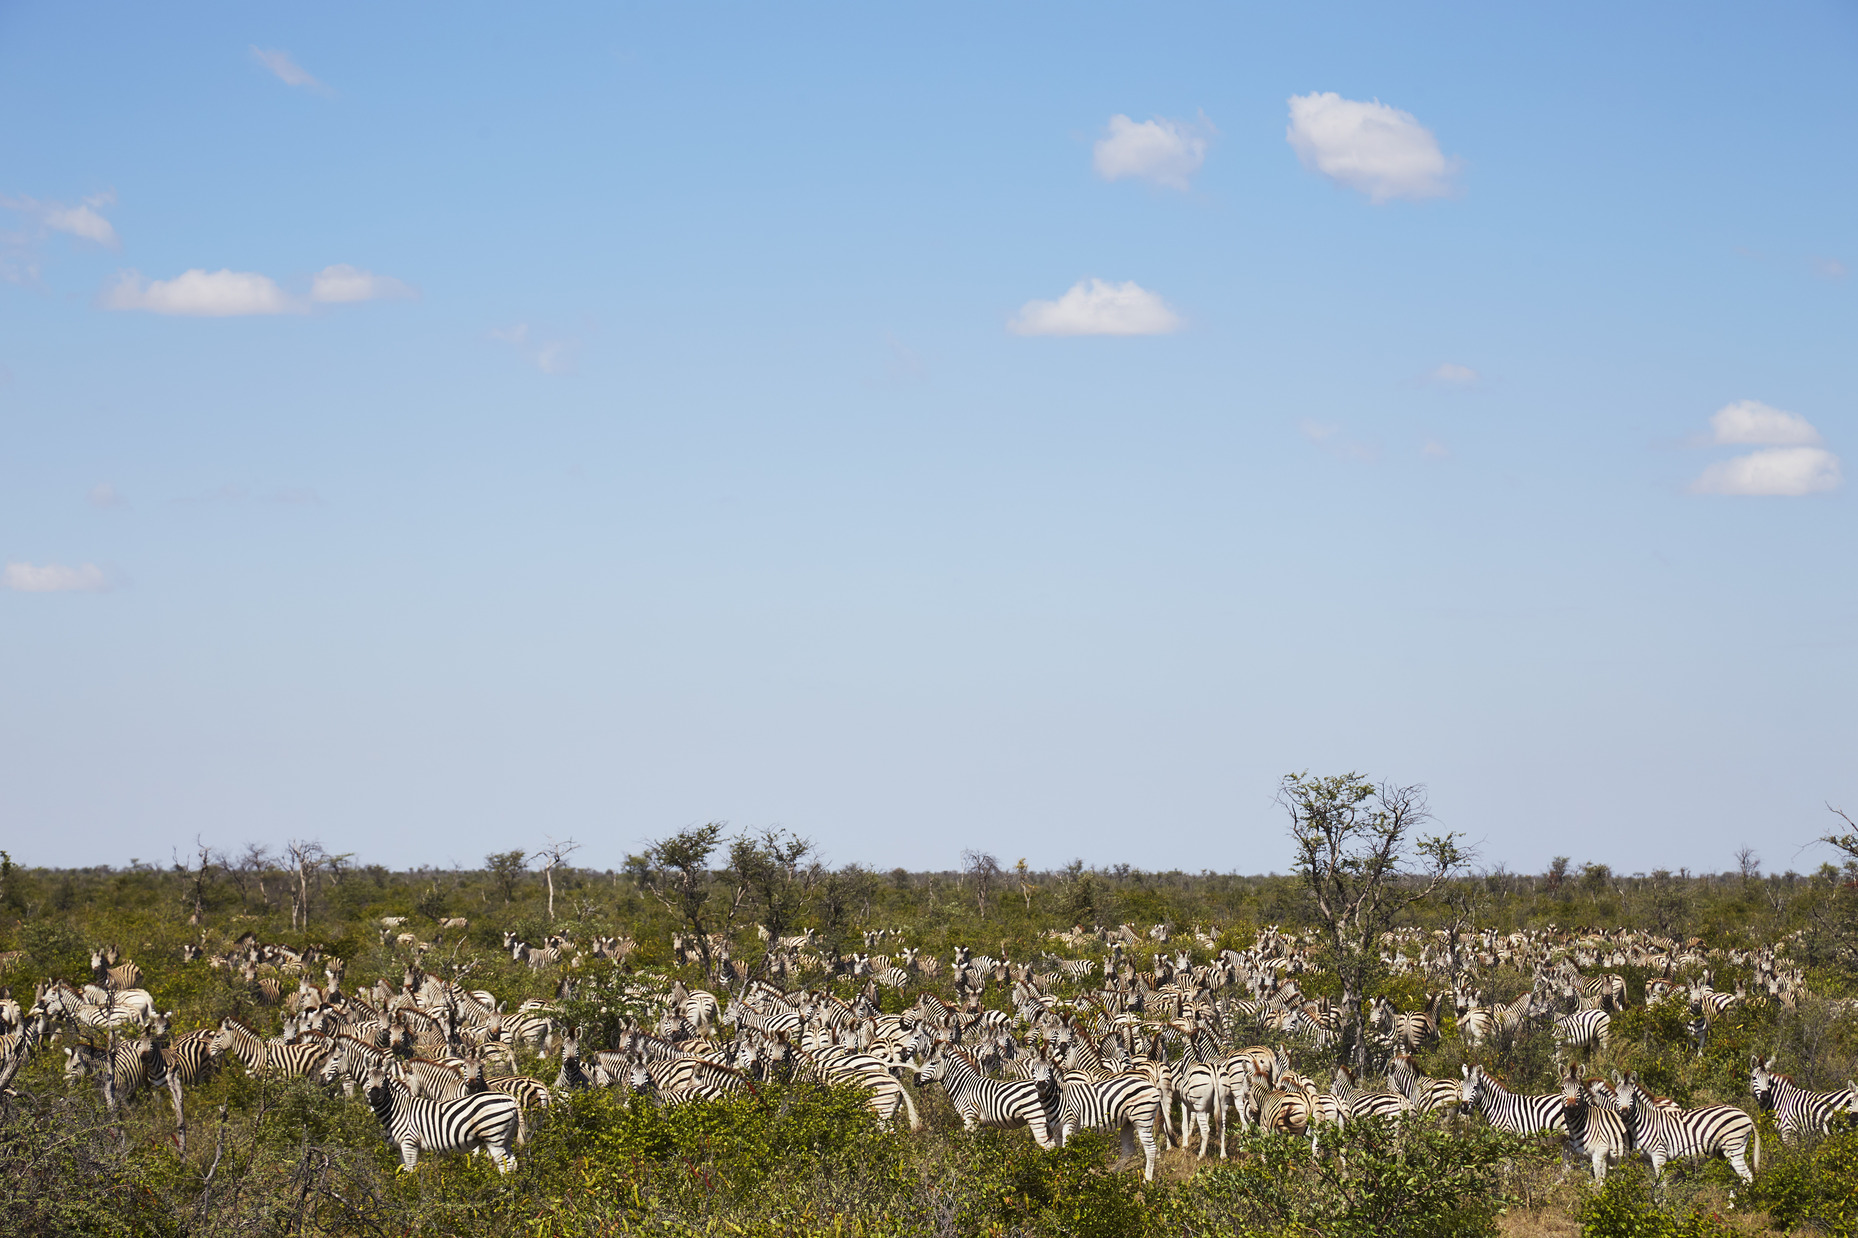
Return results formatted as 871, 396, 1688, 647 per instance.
1753, 1127, 1761, 1172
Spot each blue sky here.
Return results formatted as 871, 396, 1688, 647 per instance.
3, 2, 1853, 875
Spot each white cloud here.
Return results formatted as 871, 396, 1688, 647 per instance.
310, 264, 415, 303
1300, 419, 1379, 461
1690, 447, 1841, 496
3, 562, 109, 593
1812, 257, 1847, 281
1707, 399, 1821, 446
491, 323, 580, 374
252, 47, 330, 94
102, 268, 297, 316
1092, 114, 1210, 190
1286, 92, 1459, 203
1008, 278, 1180, 337
1428, 362, 1479, 386
1, 190, 119, 248
89, 482, 127, 508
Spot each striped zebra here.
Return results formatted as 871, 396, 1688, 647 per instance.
364, 1063, 520, 1172
1052, 1069, 1164, 1181
1615, 1071, 1759, 1184
209, 1017, 333, 1079
1750, 1056, 1857, 1144
913, 1046, 1057, 1149
1330, 1066, 1412, 1120
789, 1044, 923, 1131
90, 948, 145, 991
1559, 1066, 1628, 1181
64, 1033, 185, 1131
1387, 1053, 1460, 1116
1552, 1009, 1609, 1065
1459, 1064, 1565, 1136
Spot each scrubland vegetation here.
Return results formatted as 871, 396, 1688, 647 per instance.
6, 785, 1858, 1237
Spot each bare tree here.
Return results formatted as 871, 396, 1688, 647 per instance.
1735, 846, 1762, 883
1014, 858, 1034, 911
175, 837, 215, 925
962, 850, 1001, 919
1822, 805, 1858, 862
1280, 772, 1468, 1072
532, 837, 583, 922
281, 840, 350, 931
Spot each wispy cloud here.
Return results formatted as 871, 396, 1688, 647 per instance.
309, 264, 416, 304
1300, 420, 1380, 462
1008, 279, 1180, 337
1426, 362, 1479, 386
3, 562, 110, 593
1811, 257, 1847, 281
491, 323, 580, 374
102, 268, 297, 316
1286, 92, 1459, 203
1688, 401, 1840, 496
1, 191, 120, 280
101, 265, 415, 316
89, 483, 128, 508
1092, 113, 1212, 191
251, 47, 332, 95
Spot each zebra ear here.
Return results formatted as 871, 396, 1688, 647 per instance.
1460, 1064, 1468, 1078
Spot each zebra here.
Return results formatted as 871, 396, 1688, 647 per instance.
1387, 1053, 1460, 1116
63, 1033, 184, 1121
1614, 1071, 1759, 1184
209, 1017, 333, 1079
913, 1045, 1057, 1149
1552, 1009, 1610, 1065
1559, 1065, 1628, 1182
1051, 1067, 1165, 1179
1331, 1066, 1412, 1120
1459, 1064, 1566, 1136
789, 1044, 922, 1131
90, 948, 145, 992
363, 1062, 520, 1173
1750, 1055, 1857, 1144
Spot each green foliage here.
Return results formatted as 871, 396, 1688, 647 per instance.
1746, 1126, 1858, 1235
1576, 1161, 1736, 1238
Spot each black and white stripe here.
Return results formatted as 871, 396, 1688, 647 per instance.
1616, 1071, 1758, 1184
1749, 1056, 1852, 1145
1459, 1064, 1565, 1136
364, 1063, 520, 1172
913, 1046, 1057, 1148
1052, 1069, 1164, 1181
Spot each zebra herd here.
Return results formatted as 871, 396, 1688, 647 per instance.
1, 918, 1847, 1191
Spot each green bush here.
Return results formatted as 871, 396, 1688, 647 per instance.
1746, 1126, 1858, 1235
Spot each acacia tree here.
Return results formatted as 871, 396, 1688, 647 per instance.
485, 849, 529, 904
1280, 772, 1467, 1072
638, 823, 743, 976
727, 828, 816, 976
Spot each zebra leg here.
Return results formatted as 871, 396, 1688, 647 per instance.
397, 1140, 419, 1171
898, 1084, 923, 1133
1195, 1110, 1210, 1159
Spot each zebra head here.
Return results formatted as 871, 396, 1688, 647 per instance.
1459, 1063, 1486, 1106
627, 1062, 655, 1096
912, 1050, 945, 1088
1612, 1071, 1646, 1115
207, 1019, 238, 1058
1749, 1055, 1780, 1107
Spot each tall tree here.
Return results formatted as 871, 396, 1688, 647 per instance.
727, 828, 816, 975
1280, 772, 1467, 1072
638, 823, 736, 975
485, 849, 529, 904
